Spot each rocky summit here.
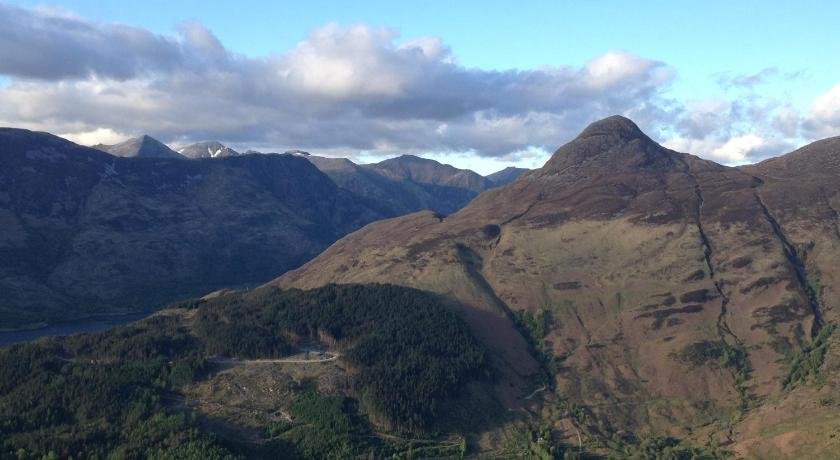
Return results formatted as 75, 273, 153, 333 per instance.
177, 141, 241, 159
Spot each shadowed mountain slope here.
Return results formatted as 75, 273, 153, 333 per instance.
486, 166, 529, 187
0, 128, 384, 328
370, 154, 491, 193
305, 155, 429, 217
308, 154, 495, 216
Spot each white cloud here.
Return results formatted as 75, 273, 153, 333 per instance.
279, 24, 409, 98
582, 51, 671, 90
711, 134, 766, 163
663, 136, 717, 156
0, 3, 829, 165
805, 83, 840, 138
662, 87, 811, 165
811, 83, 840, 120
665, 133, 794, 165
772, 104, 801, 138
0, 6, 676, 158
59, 127, 129, 146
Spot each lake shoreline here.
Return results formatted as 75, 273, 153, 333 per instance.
0, 322, 49, 333
0, 311, 151, 348
0, 310, 149, 333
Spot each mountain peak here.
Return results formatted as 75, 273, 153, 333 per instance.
371, 154, 491, 193
486, 166, 530, 187
540, 115, 677, 175
393, 154, 430, 163
178, 141, 240, 159
578, 115, 648, 142
137, 134, 164, 149
93, 135, 184, 159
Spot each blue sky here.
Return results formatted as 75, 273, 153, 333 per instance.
1, 1, 839, 173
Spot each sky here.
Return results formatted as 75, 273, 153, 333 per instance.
0, 1, 838, 174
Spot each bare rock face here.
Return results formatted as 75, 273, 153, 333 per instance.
177, 141, 240, 159
0, 128, 385, 328
275, 116, 840, 445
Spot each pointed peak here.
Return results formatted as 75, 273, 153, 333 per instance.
91, 134, 182, 159
577, 115, 648, 142
137, 134, 163, 145
540, 115, 678, 175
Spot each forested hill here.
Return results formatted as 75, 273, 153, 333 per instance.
0, 284, 493, 459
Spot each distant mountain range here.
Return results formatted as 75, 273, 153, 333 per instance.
101, 134, 530, 216
177, 141, 240, 159
308, 153, 514, 215
0, 129, 386, 328
0, 130, 522, 328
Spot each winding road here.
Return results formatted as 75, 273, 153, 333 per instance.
210, 351, 340, 366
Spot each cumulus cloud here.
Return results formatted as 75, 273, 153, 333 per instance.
0, 4, 679, 159
710, 134, 766, 163
658, 67, 817, 163
0, 3, 187, 80
665, 104, 803, 163
59, 127, 129, 146
804, 83, 840, 138
0, 4, 829, 165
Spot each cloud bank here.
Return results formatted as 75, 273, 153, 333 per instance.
0, 3, 836, 165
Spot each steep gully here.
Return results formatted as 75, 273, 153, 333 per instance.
679, 163, 749, 442
753, 190, 824, 337
677, 161, 742, 349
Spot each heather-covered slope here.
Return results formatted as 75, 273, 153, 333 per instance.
742, 136, 840, 335
276, 116, 840, 454
0, 128, 384, 328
